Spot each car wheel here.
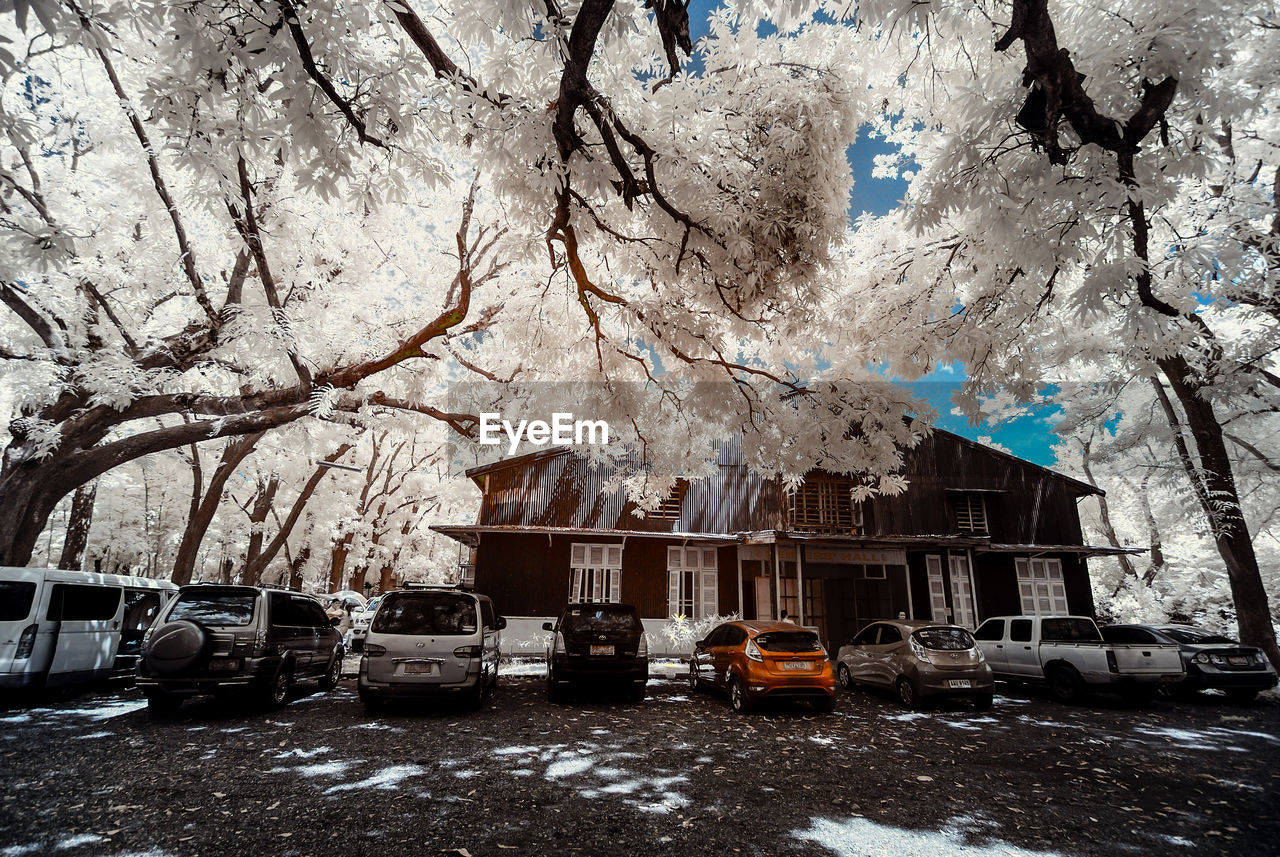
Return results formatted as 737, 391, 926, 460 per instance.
1047, 665, 1083, 704
1226, 688, 1259, 703
729, 677, 752, 714
146, 691, 183, 717
688, 659, 701, 691
896, 676, 921, 710
359, 688, 383, 712
813, 693, 836, 714
318, 653, 342, 691
265, 666, 292, 709
837, 664, 853, 691
973, 692, 994, 712
546, 670, 565, 704
627, 682, 647, 703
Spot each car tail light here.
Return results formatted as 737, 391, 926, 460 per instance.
744, 638, 763, 662
552, 632, 565, 655
637, 632, 648, 658
1106, 650, 1118, 673
974, 647, 986, 663
909, 637, 933, 664
454, 645, 481, 658
14, 624, 37, 659
253, 627, 268, 657
818, 645, 830, 663
364, 643, 387, 657
1254, 653, 1267, 667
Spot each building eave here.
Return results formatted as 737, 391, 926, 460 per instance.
975, 543, 1146, 557
430, 524, 740, 548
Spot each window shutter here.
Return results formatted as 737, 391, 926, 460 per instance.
699, 568, 718, 619
589, 545, 604, 565
684, 547, 699, 568
607, 546, 622, 567
667, 546, 682, 568
702, 548, 717, 569
668, 566, 682, 618
570, 568, 582, 602
609, 569, 621, 604
572, 544, 586, 565
925, 555, 948, 622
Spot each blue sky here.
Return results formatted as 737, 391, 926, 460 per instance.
682, 2, 1063, 466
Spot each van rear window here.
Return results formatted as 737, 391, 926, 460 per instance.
0, 581, 36, 621
562, 605, 640, 634
372, 594, 477, 636
914, 628, 976, 650
755, 631, 822, 653
169, 591, 256, 626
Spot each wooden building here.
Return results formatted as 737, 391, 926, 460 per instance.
433, 433, 1129, 651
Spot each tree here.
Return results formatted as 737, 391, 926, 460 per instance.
836, 0, 1280, 667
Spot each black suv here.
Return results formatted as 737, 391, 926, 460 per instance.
137, 585, 344, 714
544, 603, 648, 702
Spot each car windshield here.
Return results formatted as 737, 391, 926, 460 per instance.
914, 627, 975, 650
371, 593, 477, 636
755, 630, 822, 653
169, 590, 256, 626
361, 597, 382, 615
1040, 618, 1102, 642
0, 581, 37, 621
562, 606, 640, 634
1160, 627, 1234, 645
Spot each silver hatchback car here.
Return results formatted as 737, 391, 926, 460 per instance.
837, 619, 994, 710
357, 587, 505, 711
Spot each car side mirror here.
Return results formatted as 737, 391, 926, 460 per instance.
329, 616, 342, 627
496, 616, 507, 631
694, 638, 706, 649
542, 622, 554, 632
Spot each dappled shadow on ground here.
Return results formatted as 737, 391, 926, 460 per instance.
1, 675, 1276, 857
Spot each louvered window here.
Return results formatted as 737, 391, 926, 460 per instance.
787, 475, 864, 533
569, 543, 623, 603
953, 493, 988, 534
666, 546, 718, 619
650, 481, 687, 520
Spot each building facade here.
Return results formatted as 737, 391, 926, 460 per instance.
434, 433, 1128, 653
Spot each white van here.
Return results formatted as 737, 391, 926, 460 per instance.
0, 567, 178, 691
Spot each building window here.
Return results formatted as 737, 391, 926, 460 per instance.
667, 546, 718, 618
787, 474, 864, 533
570, 543, 622, 603
650, 481, 688, 520
925, 553, 977, 628
1015, 557, 1068, 615
952, 493, 988, 534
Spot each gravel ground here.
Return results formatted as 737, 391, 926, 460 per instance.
1, 662, 1277, 857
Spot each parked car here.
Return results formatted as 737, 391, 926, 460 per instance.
836, 620, 994, 710
688, 619, 836, 714
1, 566, 177, 691
137, 585, 344, 714
973, 615, 1184, 703
358, 587, 504, 710
1101, 624, 1278, 702
347, 595, 383, 653
544, 603, 649, 702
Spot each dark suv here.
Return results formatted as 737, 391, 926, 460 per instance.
544, 603, 648, 702
137, 585, 344, 714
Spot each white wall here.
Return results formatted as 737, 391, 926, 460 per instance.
498, 616, 691, 658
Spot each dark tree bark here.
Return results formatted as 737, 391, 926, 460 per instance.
56, 480, 97, 571
240, 476, 281, 585
172, 432, 263, 585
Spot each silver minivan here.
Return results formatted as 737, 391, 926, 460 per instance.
1, 566, 177, 691
357, 587, 505, 710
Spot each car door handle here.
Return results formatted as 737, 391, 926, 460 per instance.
1024, 646, 1031, 650
995, 644, 1003, 649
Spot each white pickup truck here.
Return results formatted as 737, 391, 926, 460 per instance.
973, 615, 1184, 703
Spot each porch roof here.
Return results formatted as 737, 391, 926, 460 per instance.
429, 524, 739, 548
976, 543, 1147, 557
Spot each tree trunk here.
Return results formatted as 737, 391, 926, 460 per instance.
172, 433, 263, 585
288, 544, 311, 591
241, 476, 280, 586
1159, 356, 1280, 671
329, 533, 353, 592
57, 481, 98, 571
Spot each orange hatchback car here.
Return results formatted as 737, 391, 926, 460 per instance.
688, 620, 837, 713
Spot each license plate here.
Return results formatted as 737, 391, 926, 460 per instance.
590, 645, 615, 657
403, 662, 438, 676
948, 679, 972, 689
782, 661, 810, 671
1228, 656, 1249, 666
208, 659, 241, 672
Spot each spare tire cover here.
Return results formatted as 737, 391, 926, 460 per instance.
144, 620, 207, 674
